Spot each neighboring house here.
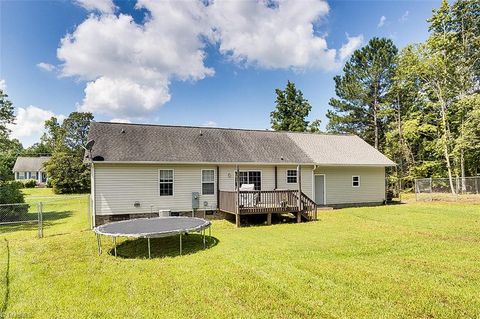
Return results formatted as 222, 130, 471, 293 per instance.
13, 156, 50, 184
87, 122, 395, 226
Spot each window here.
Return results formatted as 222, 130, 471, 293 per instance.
352, 176, 360, 187
235, 171, 262, 190
286, 169, 297, 184
202, 169, 215, 195
159, 170, 174, 196
17, 172, 25, 180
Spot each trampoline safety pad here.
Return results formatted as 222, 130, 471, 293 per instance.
94, 217, 212, 258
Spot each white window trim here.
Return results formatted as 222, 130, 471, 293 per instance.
286, 169, 298, 184
201, 169, 215, 196
352, 175, 360, 188
158, 169, 174, 197
233, 170, 263, 190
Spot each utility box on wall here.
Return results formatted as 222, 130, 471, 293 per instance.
192, 192, 200, 210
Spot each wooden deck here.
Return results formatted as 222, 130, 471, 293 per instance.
218, 190, 317, 226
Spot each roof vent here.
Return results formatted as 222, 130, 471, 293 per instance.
121, 128, 126, 134
280, 156, 284, 161
199, 129, 203, 136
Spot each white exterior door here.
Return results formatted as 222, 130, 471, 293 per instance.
314, 174, 325, 205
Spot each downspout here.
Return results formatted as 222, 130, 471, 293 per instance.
274, 166, 278, 190
91, 163, 96, 227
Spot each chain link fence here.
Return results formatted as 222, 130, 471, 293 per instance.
0, 203, 43, 238
0, 195, 90, 239
415, 176, 480, 202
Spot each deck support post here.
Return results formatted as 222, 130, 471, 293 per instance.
236, 164, 240, 227
267, 213, 272, 225
297, 165, 302, 222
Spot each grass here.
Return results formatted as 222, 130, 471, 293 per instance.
1, 189, 480, 318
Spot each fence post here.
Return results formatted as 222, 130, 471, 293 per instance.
414, 179, 418, 202
429, 177, 433, 202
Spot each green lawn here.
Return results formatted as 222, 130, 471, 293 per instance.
1, 189, 480, 318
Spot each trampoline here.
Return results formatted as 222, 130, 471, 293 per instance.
94, 217, 212, 258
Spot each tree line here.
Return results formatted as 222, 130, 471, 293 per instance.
271, 0, 479, 193
0, 0, 477, 196
0, 87, 92, 194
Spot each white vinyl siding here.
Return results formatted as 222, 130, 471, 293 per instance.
219, 165, 275, 192
94, 164, 217, 215
276, 166, 313, 199
314, 166, 385, 205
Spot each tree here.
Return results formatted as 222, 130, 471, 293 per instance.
0, 139, 23, 181
43, 112, 93, 194
0, 89, 15, 150
44, 152, 91, 194
41, 116, 64, 153
62, 112, 94, 152
326, 37, 398, 151
270, 81, 320, 132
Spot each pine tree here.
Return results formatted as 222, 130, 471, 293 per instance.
326, 37, 398, 151
270, 81, 320, 132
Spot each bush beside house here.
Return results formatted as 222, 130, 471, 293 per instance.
0, 181, 29, 222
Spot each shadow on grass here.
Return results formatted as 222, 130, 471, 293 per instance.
109, 234, 219, 259
0, 239, 10, 318
0, 211, 72, 235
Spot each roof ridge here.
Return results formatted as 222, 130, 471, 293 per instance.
95, 121, 355, 137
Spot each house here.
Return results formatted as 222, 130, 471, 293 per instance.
87, 122, 395, 226
13, 156, 50, 184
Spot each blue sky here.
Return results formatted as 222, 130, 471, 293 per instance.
1, 0, 440, 146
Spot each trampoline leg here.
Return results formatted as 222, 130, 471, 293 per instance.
97, 234, 102, 255
147, 238, 151, 259
179, 233, 182, 255
203, 229, 206, 249
113, 237, 117, 257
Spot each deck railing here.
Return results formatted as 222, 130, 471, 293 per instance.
219, 191, 237, 214
219, 189, 312, 215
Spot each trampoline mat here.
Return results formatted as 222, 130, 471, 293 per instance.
94, 217, 211, 238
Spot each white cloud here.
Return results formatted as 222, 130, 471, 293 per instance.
377, 16, 386, 28
339, 34, 364, 60
399, 11, 409, 22
75, 0, 116, 14
0, 79, 6, 91
207, 0, 339, 70
37, 62, 56, 72
58, 3, 213, 118
7, 106, 65, 146
110, 118, 131, 123
58, 0, 360, 119
202, 120, 218, 127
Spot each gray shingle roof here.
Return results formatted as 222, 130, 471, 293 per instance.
13, 157, 51, 172
87, 122, 395, 166
286, 133, 395, 166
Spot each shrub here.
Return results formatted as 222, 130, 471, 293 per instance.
45, 153, 90, 194
22, 179, 37, 188
0, 181, 29, 222
7, 180, 23, 189
0, 181, 25, 204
